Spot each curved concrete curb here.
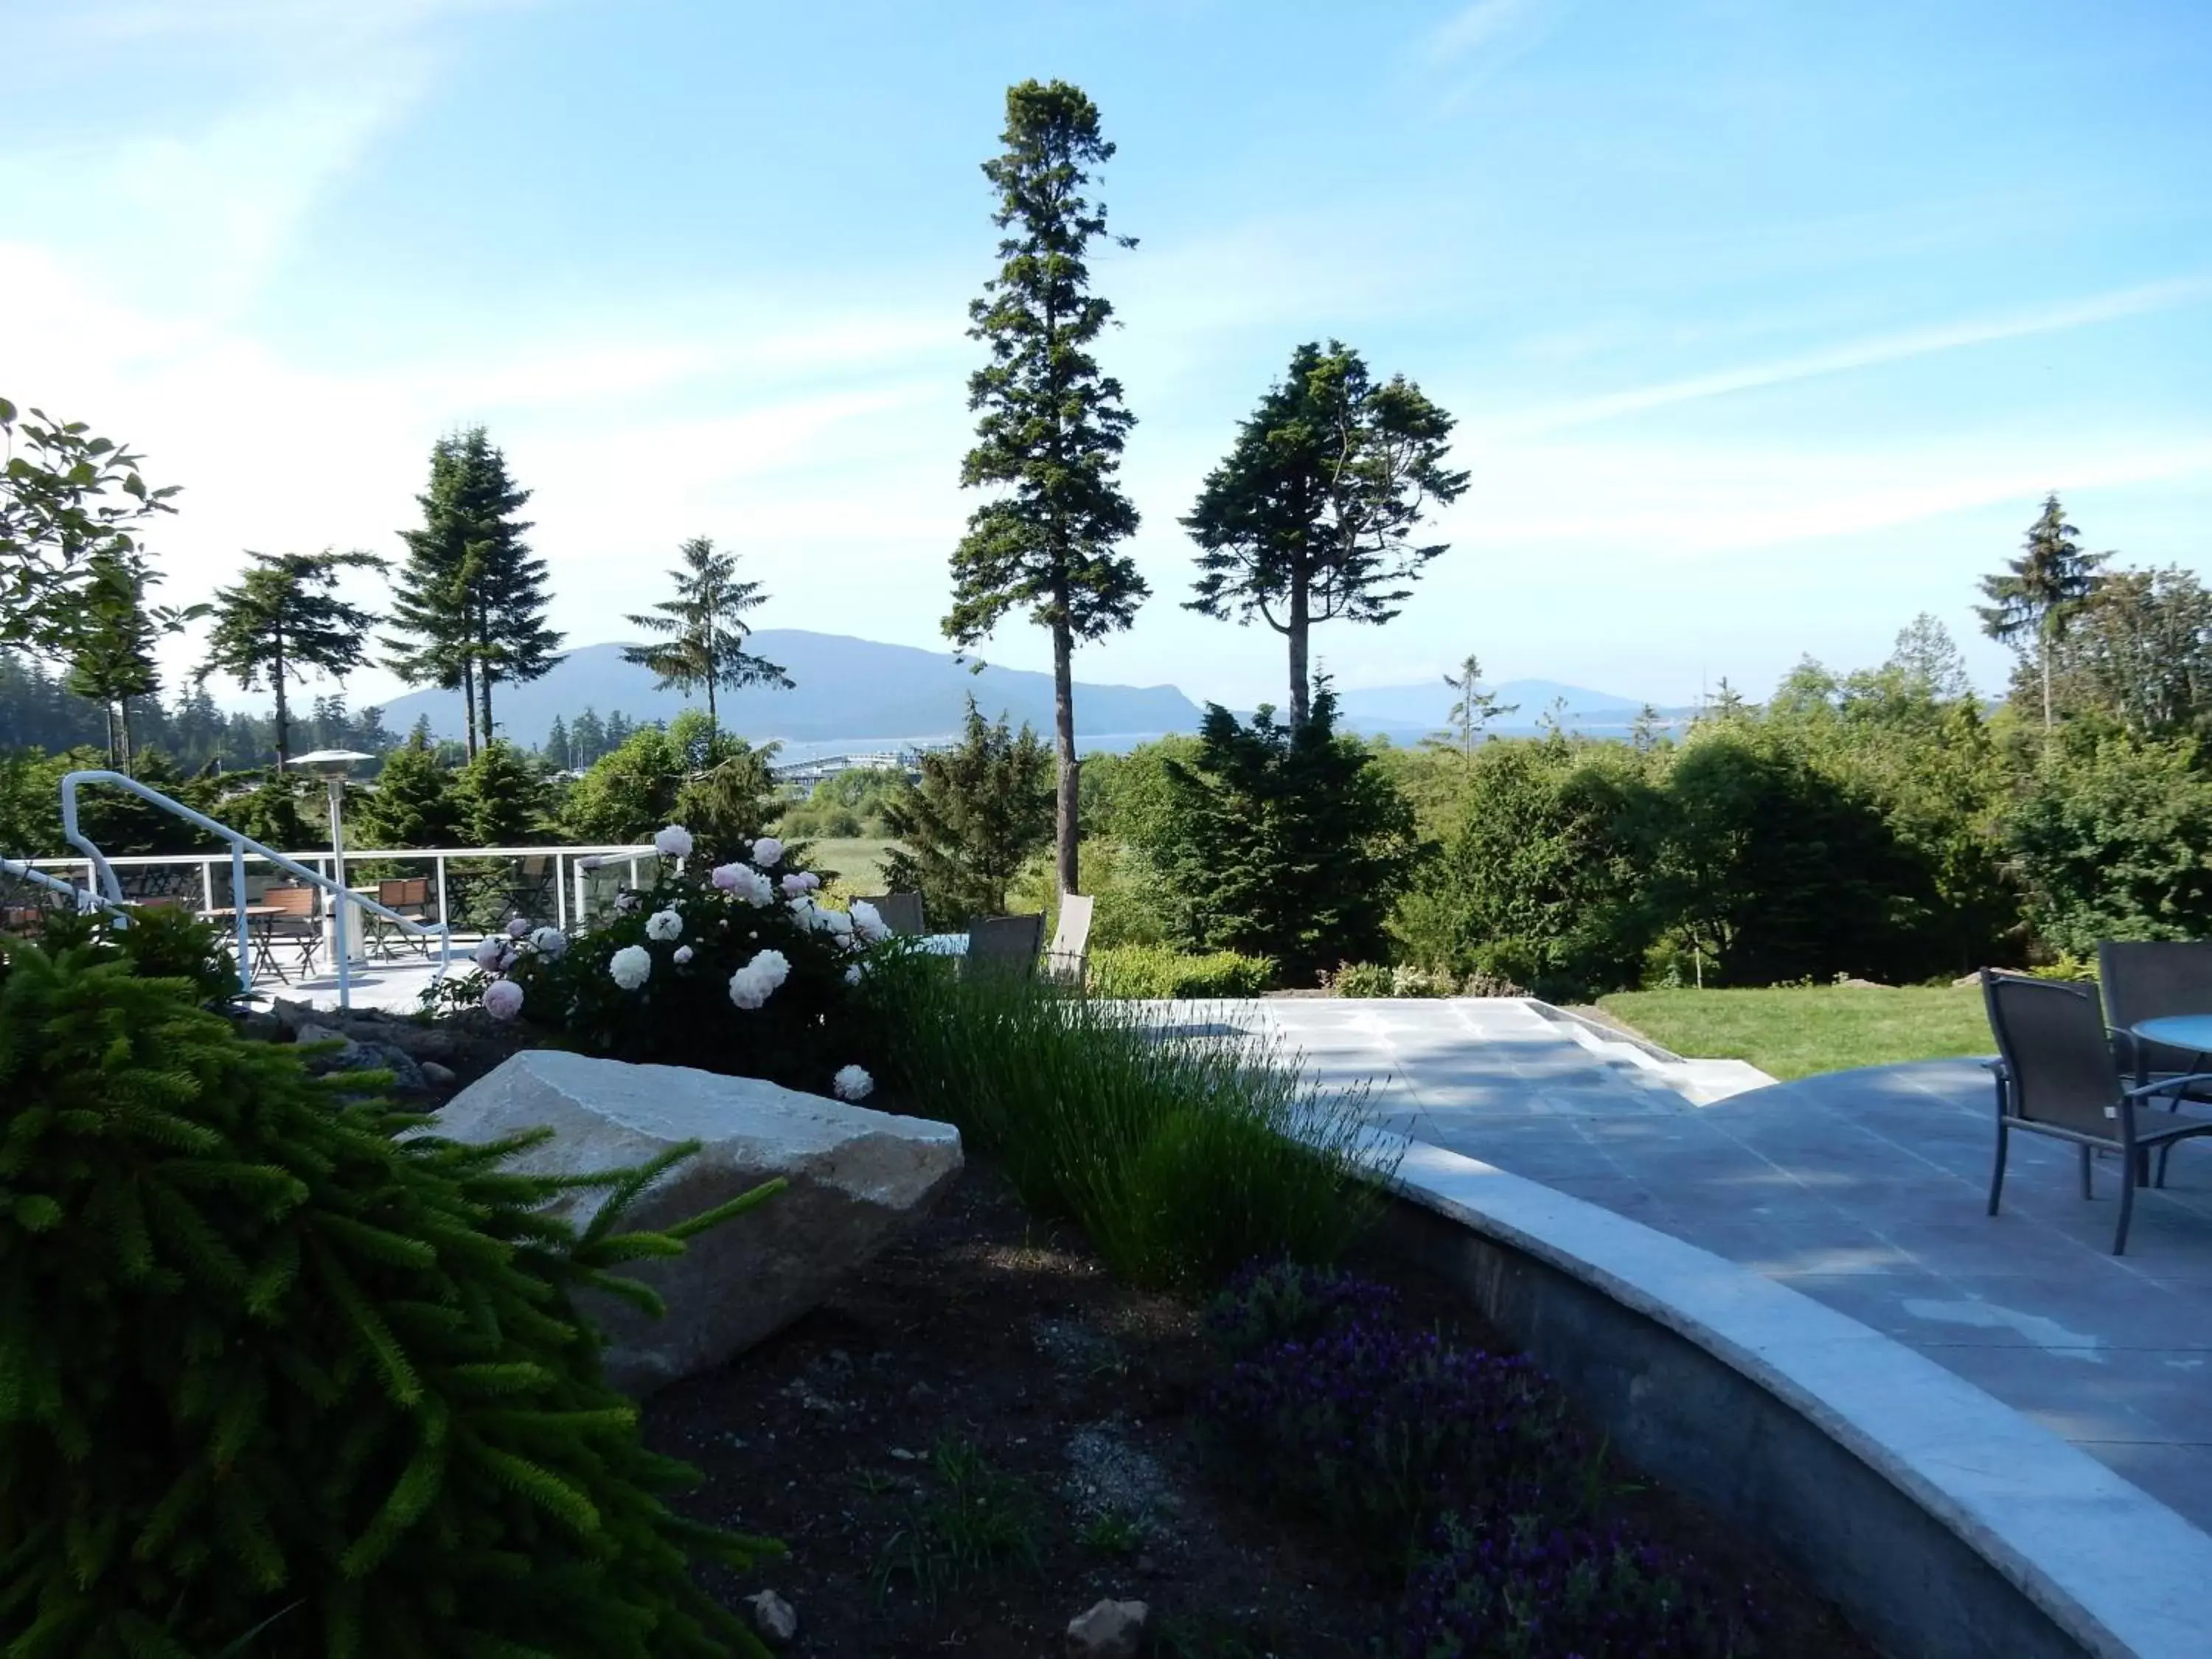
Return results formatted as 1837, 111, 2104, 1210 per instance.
1375, 1132, 2212, 1659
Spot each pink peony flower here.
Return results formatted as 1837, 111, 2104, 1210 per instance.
481, 978, 524, 1020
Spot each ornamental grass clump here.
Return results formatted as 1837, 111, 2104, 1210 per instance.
865, 959, 1387, 1291
442, 826, 891, 1099
0, 941, 781, 1658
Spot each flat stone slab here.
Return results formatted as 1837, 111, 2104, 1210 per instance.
1164, 997, 2212, 1536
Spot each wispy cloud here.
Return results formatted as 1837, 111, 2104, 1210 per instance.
1487, 275, 2212, 437
1423, 0, 1558, 68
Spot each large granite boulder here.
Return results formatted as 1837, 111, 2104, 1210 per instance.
436, 1051, 962, 1394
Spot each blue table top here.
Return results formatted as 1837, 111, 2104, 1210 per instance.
2131, 1014, 2212, 1053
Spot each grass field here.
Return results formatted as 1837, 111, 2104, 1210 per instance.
804, 837, 897, 893
1596, 984, 1994, 1081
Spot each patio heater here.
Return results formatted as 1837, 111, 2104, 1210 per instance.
293, 750, 375, 974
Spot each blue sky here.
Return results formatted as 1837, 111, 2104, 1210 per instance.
7, 0, 2210, 714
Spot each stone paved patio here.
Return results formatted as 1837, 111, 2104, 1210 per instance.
1228, 997, 2212, 1533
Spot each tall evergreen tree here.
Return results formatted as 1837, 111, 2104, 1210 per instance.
1185, 341, 1468, 727
454, 738, 549, 845
622, 536, 790, 745
947, 80, 1147, 899
882, 697, 1055, 925
1977, 494, 2110, 730
353, 726, 462, 848
546, 713, 571, 770
1425, 652, 1517, 754
1888, 613, 1974, 702
571, 707, 607, 767
63, 554, 163, 773
199, 550, 384, 772
386, 428, 561, 757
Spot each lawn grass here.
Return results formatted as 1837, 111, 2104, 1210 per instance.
1595, 984, 1994, 1081
803, 837, 897, 892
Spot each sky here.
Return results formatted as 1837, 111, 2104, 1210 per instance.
6, 0, 2211, 721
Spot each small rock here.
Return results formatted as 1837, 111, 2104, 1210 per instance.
232, 1011, 284, 1043
747, 1589, 798, 1646
1065, 1599, 1147, 1658
421, 1060, 458, 1091
1135, 1552, 1158, 1575
888, 1446, 919, 1461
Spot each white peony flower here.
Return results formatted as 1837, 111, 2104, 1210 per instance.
654, 824, 694, 858
506, 917, 532, 939
717, 863, 773, 906
673, 945, 694, 965
710, 862, 743, 891
613, 891, 641, 914
750, 836, 784, 866
820, 907, 853, 937
780, 872, 810, 897
747, 947, 790, 990
848, 900, 890, 943
481, 978, 524, 1020
578, 855, 603, 871
530, 925, 568, 957
844, 963, 863, 986
610, 945, 653, 990
645, 908, 684, 942
832, 1064, 874, 1102
473, 936, 505, 968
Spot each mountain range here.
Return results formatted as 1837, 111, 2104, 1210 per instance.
369, 630, 1662, 752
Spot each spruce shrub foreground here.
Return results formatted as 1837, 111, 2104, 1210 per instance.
0, 942, 780, 1659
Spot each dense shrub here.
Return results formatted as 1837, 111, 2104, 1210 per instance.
1141, 689, 1417, 984
1203, 1258, 1397, 1360
0, 941, 779, 1658
1330, 961, 1456, 998
1397, 1512, 1756, 1658
439, 829, 894, 1099
881, 698, 1054, 927
1390, 739, 1663, 1001
864, 961, 1388, 1290
1087, 944, 1273, 998
27, 901, 240, 1006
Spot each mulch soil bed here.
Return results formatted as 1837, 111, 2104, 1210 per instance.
645, 1161, 1877, 1657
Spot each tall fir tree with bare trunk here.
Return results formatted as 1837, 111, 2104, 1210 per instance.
198, 549, 384, 772
945, 80, 1147, 897
622, 536, 790, 747
1977, 494, 2109, 731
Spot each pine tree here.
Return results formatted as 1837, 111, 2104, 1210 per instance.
352, 730, 462, 849
386, 428, 561, 757
1978, 494, 2110, 730
454, 739, 549, 846
881, 697, 1054, 925
63, 554, 163, 773
0, 942, 780, 1657
605, 710, 634, 751
1424, 653, 1517, 754
1185, 341, 1467, 727
1145, 684, 1417, 981
546, 714, 571, 771
947, 80, 1147, 900
622, 537, 790, 746
572, 708, 607, 768
199, 550, 386, 771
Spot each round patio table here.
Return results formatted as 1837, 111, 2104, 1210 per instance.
2131, 1015, 2212, 1057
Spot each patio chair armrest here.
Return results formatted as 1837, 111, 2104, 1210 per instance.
2123, 1071, 2212, 1100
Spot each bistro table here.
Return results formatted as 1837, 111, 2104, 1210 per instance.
2130, 1015, 2212, 1068
200, 904, 299, 983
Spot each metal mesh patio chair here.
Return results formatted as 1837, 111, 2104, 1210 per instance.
1981, 970, 2212, 1253
964, 913, 1045, 979
854, 891, 925, 937
1046, 893, 1093, 985
373, 877, 437, 959
2098, 941, 2212, 1091
257, 884, 324, 982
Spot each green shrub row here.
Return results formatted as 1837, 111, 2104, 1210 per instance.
1086, 945, 1273, 999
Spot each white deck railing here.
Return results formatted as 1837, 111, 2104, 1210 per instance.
5, 769, 658, 1007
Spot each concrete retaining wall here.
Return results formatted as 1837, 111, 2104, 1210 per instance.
1371, 1136, 2212, 1659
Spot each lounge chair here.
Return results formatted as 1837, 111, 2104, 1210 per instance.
1980, 970, 2212, 1253
1046, 893, 1093, 984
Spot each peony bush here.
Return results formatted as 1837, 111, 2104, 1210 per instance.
445, 825, 903, 1097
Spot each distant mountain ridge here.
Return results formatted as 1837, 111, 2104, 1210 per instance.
374, 630, 1205, 749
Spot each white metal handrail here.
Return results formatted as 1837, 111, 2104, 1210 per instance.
59, 770, 462, 1008
0, 856, 130, 920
